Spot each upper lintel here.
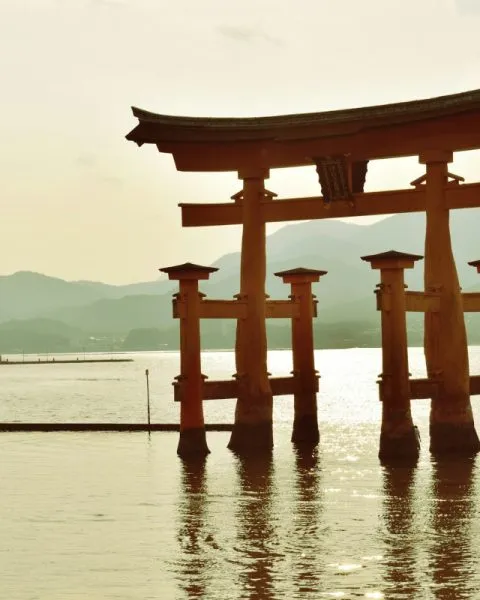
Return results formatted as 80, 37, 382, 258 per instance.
126, 89, 480, 171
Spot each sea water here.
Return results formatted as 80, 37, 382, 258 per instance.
1, 348, 480, 599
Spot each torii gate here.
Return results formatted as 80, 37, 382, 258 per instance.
126, 88, 480, 459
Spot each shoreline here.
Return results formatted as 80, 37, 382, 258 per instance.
0, 358, 133, 365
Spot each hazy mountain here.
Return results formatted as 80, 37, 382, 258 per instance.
0, 271, 173, 323
202, 207, 480, 313
49, 294, 173, 334
72, 278, 175, 297
0, 317, 81, 337
1, 208, 479, 352
0, 318, 80, 354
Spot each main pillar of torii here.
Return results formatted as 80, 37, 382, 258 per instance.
421, 151, 480, 454
126, 88, 480, 456
228, 169, 273, 452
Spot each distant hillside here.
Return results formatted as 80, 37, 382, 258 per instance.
0, 317, 81, 337
0, 271, 173, 323
1, 209, 480, 353
204, 209, 480, 301
49, 294, 173, 334
0, 318, 80, 353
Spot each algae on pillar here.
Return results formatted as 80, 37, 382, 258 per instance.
228, 170, 273, 453
420, 152, 480, 456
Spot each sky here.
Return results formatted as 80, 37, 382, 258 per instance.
1, 0, 480, 284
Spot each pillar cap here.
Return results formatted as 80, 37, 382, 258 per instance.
159, 262, 218, 280
361, 250, 423, 270
468, 259, 480, 273
274, 267, 327, 283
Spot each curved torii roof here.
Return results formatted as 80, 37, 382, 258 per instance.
126, 89, 480, 172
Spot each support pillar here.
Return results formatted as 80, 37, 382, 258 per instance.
275, 267, 326, 445
228, 169, 273, 453
160, 262, 218, 458
362, 251, 422, 462
420, 151, 480, 455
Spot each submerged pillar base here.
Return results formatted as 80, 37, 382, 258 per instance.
430, 421, 480, 456
177, 428, 210, 458
291, 414, 319, 445
228, 421, 273, 454
379, 425, 420, 463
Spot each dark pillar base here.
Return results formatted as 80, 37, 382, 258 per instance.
177, 428, 210, 459
379, 425, 420, 464
430, 421, 480, 456
291, 414, 319, 445
227, 421, 273, 455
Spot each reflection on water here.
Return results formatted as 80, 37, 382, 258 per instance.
174, 450, 480, 599
176, 459, 212, 598
381, 465, 420, 597
428, 459, 478, 600
291, 448, 323, 597
234, 454, 277, 600
380, 458, 480, 599
175, 451, 325, 599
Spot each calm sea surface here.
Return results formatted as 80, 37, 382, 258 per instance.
1, 348, 480, 599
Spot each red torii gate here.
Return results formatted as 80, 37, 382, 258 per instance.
127, 88, 480, 460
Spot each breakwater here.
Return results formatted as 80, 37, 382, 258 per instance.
0, 423, 232, 432
0, 358, 133, 366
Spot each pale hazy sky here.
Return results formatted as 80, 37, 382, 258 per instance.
1, 0, 480, 283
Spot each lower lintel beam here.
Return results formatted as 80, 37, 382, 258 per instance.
409, 378, 440, 400
377, 291, 480, 313
173, 298, 307, 319
405, 291, 440, 313
174, 375, 319, 402
410, 376, 480, 399
462, 292, 480, 312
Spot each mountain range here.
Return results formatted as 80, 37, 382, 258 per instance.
1, 208, 480, 354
